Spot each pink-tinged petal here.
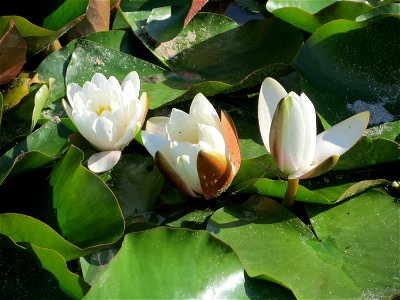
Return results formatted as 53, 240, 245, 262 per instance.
122, 71, 140, 99
167, 108, 197, 143
220, 110, 241, 174
258, 77, 287, 152
197, 149, 234, 200
288, 155, 339, 180
269, 95, 309, 175
189, 93, 221, 130
313, 111, 370, 165
145, 116, 169, 136
155, 151, 197, 198
66, 83, 82, 108
88, 150, 122, 173
297, 92, 317, 166
139, 92, 149, 126
141, 131, 169, 158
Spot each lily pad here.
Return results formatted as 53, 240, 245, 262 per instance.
0, 234, 69, 299
208, 191, 399, 299
0, 121, 71, 185
293, 16, 400, 125
266, 0, 374, 32
85, 227, 294, 299
109, 153, 164, 219
48, 145, 124, 248
0, 213, 85, 261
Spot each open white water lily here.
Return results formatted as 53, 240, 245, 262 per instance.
141, 93, 240, 200
258, 77, 370, 206
63, 72, 148, 173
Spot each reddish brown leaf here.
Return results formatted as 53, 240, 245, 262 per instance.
0, 20, 27, 85
184, 0, 209, 26
220, 110, 241, 174
197, 150, 235, 200
155, 151, 197, 198
76, 0, 110, 36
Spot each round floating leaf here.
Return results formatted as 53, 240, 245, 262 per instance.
208, 192, 399, 299
0, 213, 84, 261
37, 40, 78, 105
0, 234, 69, 299
266, 0, 373, 32
293, 16, 400, 125
49, 145, 124, 248
43, 0, 89, 30
0, 121, 71, 185
28, 244, 90, 299
109, 153, 164, 219
85, 227, 293, 299
306, 189, 400, 299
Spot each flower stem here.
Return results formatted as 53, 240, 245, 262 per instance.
282, 178, 299, 208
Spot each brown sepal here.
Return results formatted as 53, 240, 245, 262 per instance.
197, 150, 235, 200
220, 110, 241, 174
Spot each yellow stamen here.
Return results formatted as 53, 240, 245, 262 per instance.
96, 104, 111, 116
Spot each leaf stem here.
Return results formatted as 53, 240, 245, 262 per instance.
282, 178, 299, 208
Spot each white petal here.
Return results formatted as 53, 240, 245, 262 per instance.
91, 73, 108, 90
297, 92, 316, 166
167, 108, 198, 143
269, 94, 309, 175
198, 124, 226, 155
145, 116, 169, 136
88, 150, 121, 173
91, 117, 117, 150
122, 71, 140, 99
62, 98, 73, 120
258, 77, 288, 152
313, 111, 370, 165
141, 131, 169, 157
107, 76, 123, 104
189, 93, 220, 130
288, 155, 339, 180
170, 142, 201, 193
66, 83, 82, 108
114, 121, 141, 149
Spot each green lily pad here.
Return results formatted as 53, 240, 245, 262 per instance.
0, 213, 85, 261
28, 243, 90, 299
0, 234, 69, 299
43, 0, 88, 30
49, 145, 124, 248
109, 153, 164, 219
0, 121, 71, 185
85, 227, 294, 299
293, 16, 400, 125
266, 0, 374, 32
208, 191, 399, 299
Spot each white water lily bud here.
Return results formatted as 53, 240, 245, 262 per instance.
63, 71, 149, 173
258, 77, 370, 180
141, 93, 241, 200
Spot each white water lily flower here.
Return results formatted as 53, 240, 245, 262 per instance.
63, 72, 149, 173
258, 77, 370, 180
141, 93, 240, 200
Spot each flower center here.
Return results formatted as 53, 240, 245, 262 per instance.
95, 104, 111, 116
